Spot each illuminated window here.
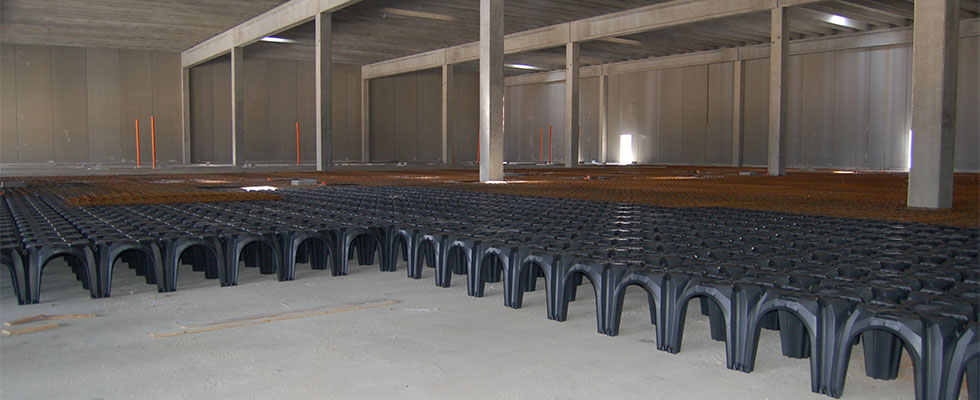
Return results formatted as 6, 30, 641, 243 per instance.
620, 134, 634, 165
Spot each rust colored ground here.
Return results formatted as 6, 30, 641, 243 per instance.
3, 181, 281, 206
3, 166, 977, 227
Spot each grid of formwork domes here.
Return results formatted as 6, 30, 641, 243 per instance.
1, 185, 977, 400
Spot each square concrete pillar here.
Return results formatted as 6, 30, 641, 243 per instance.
316, 12, 333, 171
181, 67, 191, 164
442, 63, 455, 164
565, 42, 580, 168
361, 78, 369, 162
767, 7, 788, 176
231, 46, 245, 167
908, 0, 960, 208
479, 0, 504, 182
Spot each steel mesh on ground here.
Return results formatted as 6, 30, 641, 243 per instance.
1, 166, 976, 227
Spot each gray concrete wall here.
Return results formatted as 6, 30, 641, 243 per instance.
0, 44, 361, 166
743, 39, 978, 171
366, 68, 479, 164
6, 39, 977, 170
604, 63, 734, 166
367, 68, 454, 163
954, 36, 979, 172
1, 44, 182, 164
189, 57, 360, 164
507, 39, 979, 171
503, 77, 599, 164
450, 70, 480, 164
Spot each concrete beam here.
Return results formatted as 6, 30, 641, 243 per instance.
479, 0, 504, 182
779, 25, 910, 55
564, 42, 580, 167
361, 0, 822, 79
502, 20, 978, 89
740, 19, 975, 59
506, 70, 566, 86
180, 67, 191, 164
505, 24, 571, 56
768, 7, 788, 176
503, 66, 600, 87
500, 48, 736, 87
908, 0, 960, 208
570, 0, 814, 42
361, 24, 572, 80
231, 46, 245, 166
181, 0, 360, 68
606, 48, 737, 75
446, 43, 479, 66
441, 63, 454, 164
315, 12, 332, 171
791, 6, 871, 31
362, 49, 445, 81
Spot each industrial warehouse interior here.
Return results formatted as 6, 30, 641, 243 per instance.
1, 0, 978, 399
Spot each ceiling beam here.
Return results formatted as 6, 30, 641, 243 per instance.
818, 1, 909, 27
569, 0, 814, 42
181, 0, 361, 68
691, 23, 773, 43
854, 0, 914, 19
504, 18, 978, 87
362, 0, 823, 79
793, 7, 871, 31
364, 23, 571, 79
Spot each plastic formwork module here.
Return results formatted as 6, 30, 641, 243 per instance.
553, 258, 608, 334
220, 232, 280, 286
827, 303, 966, 400
2, 184, 979, 400
661, 274, 739, 370
2, 247, 29, 304
607, 265, 667, 341
510, 250, 562, 320
945, 322, 979, 400
278, 229, 333, 281
94, 239, 163, 297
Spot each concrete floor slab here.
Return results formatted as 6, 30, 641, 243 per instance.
0, 259, 927, 399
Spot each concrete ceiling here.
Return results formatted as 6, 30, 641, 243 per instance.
0, 0, 291, 51
238, 0, 670, 65
2, 0, 978, 72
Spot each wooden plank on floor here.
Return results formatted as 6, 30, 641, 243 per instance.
2, 323, 60, 336
151, 299, 399, 338
4, 313, 97, 326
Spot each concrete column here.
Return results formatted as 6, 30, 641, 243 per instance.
565, 42, 580, 167
231, 47, 245, 167
908, 0, 960, 209
732, 59, 744, 167
180, 67, 191, 164
598, 71, 608, 165
361, 78, 370, 162
479, 0, 504, 182
316, 12, 333, 171
767, 7, 788, 176
442, 63, 455, 164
